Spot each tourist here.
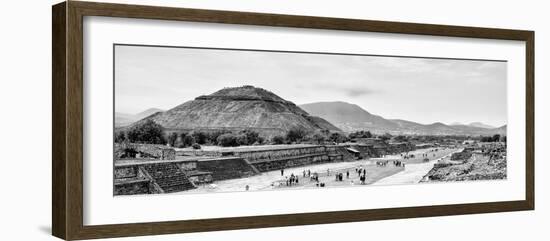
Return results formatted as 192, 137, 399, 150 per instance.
281, 168, 284, 176
346, 170, 349, 179
245, 185, 249, 191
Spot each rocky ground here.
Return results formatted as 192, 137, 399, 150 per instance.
421, 153, 507, 182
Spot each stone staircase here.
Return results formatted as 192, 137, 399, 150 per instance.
142, 163, 196, 193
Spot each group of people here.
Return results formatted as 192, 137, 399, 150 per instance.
285, 173, 299, 186
392, 160, 405, 167
376, 160, 389, 166
356, 167, 368, 184
275, 163, 375, 188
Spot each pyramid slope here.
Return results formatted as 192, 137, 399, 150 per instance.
141, 86, 340, 137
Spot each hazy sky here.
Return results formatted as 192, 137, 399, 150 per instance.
115, 45, 507, 127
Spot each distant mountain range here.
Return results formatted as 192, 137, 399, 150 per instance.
450, 122, 496, 129
300, 101, 506, 136
115, 108, 164, 127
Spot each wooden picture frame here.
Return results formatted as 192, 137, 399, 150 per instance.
52, 1, 534, 240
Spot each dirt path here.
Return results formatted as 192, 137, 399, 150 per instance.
181, 147, 461, 194
372, 149, 462, 185
186, 159, 403, 193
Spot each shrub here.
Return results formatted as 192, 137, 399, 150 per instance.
271, 135, 285, 145
217, 133, 239, 147
309, 133, 326, 144
239, 130, 261, 145
236, 134, 249, 146
126, 120, 166, 144
208, 130, 231, 144
329, 132, 348, 144
167, 132, 178, 147
192, 143, 201, 149
191, 131, 208, 145
114, 131, 126, 143
348, 130, 373, 139
286, 126, 308, 143
179, 133, 195, 148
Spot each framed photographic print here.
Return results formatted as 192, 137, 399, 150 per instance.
52, 1, 534, 240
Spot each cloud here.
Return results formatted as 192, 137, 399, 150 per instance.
345, 87, 374, 97
306, 81, 376, 98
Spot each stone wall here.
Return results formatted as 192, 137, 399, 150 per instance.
196, 157, 259, 181
114, 165, 163, 195
388, 143, 415, 153
187, 171, 214, 184
251, 153, 331, 172
115, 143, 176, 160
114, 179, 152, 195
114, 166, 139, 179
176, 150, 223, 157
229, 146, 328, 164
219, 146, 341, 172
177, 161, 197, 171
352, 144, 377, 157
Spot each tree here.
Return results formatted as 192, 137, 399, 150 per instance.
126, 120, 166, 144
271, 135, 285, 145
208, 130, 231, 144
167, 132, 178, 147
236, 133, 249, 146
492, 134, 501, 142
179, 133, 195, 148
191, 131, 208, 145
329, 132, 347, 144
239, 129, 262, 145
286, 126, 308, 143
217, 133, 239, 147
348, 130, 373, 139
310, 133, 326, 144
114, 131, 126, 143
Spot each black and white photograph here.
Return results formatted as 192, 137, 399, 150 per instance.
113, 44, 508, 196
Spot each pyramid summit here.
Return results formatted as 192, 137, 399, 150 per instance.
135, 85, 340, 137
196, 85, 289, 103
